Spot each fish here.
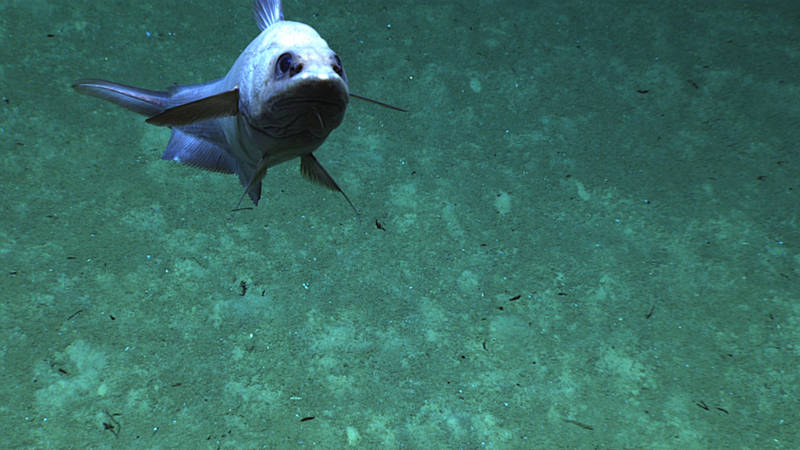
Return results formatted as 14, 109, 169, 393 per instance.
73, 0, 404, 211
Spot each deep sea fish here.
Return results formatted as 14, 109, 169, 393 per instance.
73, 0, 403, 211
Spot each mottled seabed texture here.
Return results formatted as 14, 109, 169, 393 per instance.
1, 0, 798, 448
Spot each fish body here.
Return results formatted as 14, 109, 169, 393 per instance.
74, 0, 357, 208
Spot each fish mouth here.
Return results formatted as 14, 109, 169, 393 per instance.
257, 79, 349, 139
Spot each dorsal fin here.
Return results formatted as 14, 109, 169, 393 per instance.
253, 0, 284, 31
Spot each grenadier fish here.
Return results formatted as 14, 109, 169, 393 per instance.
73, 0, 403, 211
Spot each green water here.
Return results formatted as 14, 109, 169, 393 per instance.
2, 0, 798, 448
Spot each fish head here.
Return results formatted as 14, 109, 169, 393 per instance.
239, 21, 349, 142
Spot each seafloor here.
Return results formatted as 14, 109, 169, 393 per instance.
1, 0, 798, 448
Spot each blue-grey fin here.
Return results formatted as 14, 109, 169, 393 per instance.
179, 120, 227, 147
300, 154, 357, 213
161, 79, 230, 108
72, 79, 168, 116
235, 157, 269, 207
253, 0, 283, 31
146, 88, 239, 127
162, 129, 236, 173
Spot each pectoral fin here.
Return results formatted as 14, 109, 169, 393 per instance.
300, 154, 357, 213
72, 79, 169, 116
146, 88, 239, 126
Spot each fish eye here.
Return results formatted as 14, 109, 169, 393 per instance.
276, 52, 294, 75
331, 54, 344, 77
